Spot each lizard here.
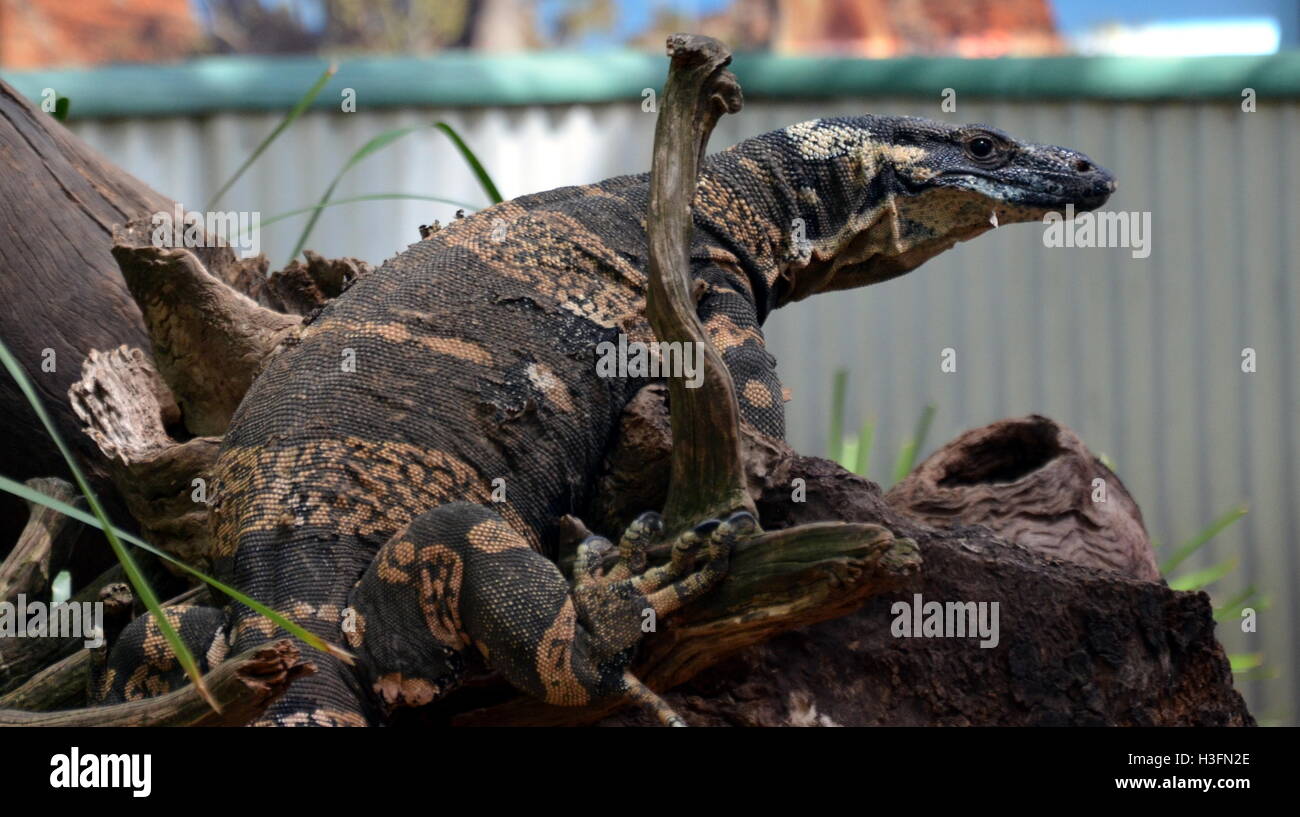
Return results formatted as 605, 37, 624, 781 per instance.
90, 115, 1115, 726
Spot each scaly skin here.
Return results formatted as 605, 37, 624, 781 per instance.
93, 116, 1115, 725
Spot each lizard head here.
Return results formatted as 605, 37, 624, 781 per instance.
769, 115, 1116, 303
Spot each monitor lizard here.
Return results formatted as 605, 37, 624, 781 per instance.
91, 115, 1115, 726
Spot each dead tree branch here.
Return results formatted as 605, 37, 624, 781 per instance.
0, 640, 312, 727
643, 33, 751, 529
0, 564, 126, 693
0, 478, 80, 602
110, 225, 300, 437
0, 649, 91, 712
69, 345, 222, 571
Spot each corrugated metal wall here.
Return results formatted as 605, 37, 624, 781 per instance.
67, 97, 1298, 723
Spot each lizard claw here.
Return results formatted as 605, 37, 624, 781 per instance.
570, 508, 758, 726
617, 510, 663, 574
574, 534, 615, 583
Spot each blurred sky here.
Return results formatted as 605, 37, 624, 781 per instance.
1052, 0, 1290, 33
1054, 0, 1292, 53
534, 0, 1295, 53
536, 0, 730, 43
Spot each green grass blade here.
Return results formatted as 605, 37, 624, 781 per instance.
1235, 666, 1280, 683
891, 444, 913, 487
1168, 557, 1238, 592
0, 339, 215, 709
287, 121, 501, 266
911, 403, 936, 460
892, 404, 936, 485
1213, 585, 1260, 622
0, 475, 352, 664
854, 415, 874, 477
1159, 504, 1248, 575
1228, 652, 1264, 672
840, 437, 859, 472
234, 192, 481, 246
205, 63, 338, 211
287, 125, 427, 265
828, 369, 848, 463
261, 193, 481, 229
435, 121, 503, 204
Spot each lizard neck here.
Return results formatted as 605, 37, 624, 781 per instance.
696, 130, 907, 318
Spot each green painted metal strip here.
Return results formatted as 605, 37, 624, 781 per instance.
734, 53, 1300, 101
3, 52, 1297, 118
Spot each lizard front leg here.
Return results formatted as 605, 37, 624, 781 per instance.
346, 502, 752, 724
695, 268, 786, 438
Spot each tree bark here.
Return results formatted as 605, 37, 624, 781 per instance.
0, 648, 92, 712
108, 232, 300, 438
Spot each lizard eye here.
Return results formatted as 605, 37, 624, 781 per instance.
966, 136, 996, 160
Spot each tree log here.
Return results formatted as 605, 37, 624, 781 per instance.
0, 648, 91, 712
0, 78, 173, 575
0, 81, 164, 484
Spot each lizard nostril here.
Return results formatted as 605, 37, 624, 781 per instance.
1074, 159, 1093, 173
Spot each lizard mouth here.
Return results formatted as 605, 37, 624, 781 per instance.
933, 167, 1117, 214
1018, 173, 1117, 212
